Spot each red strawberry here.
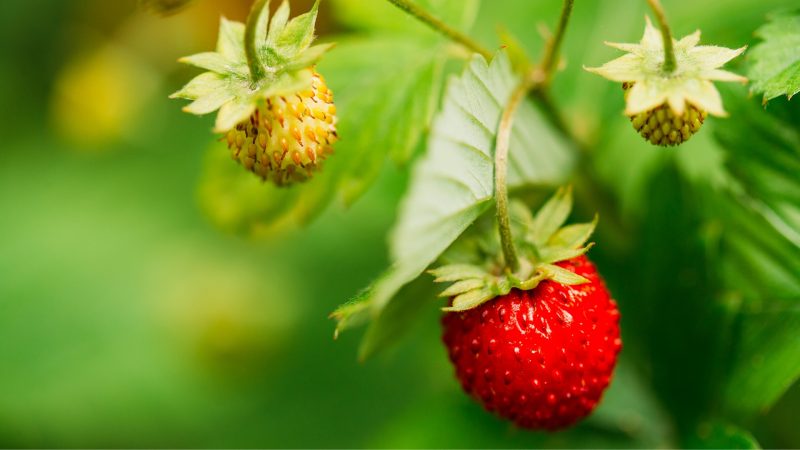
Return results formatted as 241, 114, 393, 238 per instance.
441, 256, 621, 430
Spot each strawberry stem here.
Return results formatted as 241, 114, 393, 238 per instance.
647, 0, 677, 73
495, 74, 535, 273
385, 0, 492, 60
539, 0, 575, 87
245, 0, 268, 83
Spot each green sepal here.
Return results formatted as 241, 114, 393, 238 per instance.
432, 187, 595, 312
272, 0, 320, 62
428, 264, 487, 282
330, 287, 373, 339
530, 185, 573, 246
170, 0, 332, 132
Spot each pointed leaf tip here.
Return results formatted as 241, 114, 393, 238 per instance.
531, 186, 574, 246
540, 263, 590, 285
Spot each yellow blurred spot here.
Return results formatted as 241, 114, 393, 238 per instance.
149, 250, 303, 379
51, 43, 159, 148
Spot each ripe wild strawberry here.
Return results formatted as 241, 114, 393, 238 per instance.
431, 188, 620, 430
225, 70, 337, 186
171, 0, 337, 186
586, 17, 747, 146
442, 256, 621, 430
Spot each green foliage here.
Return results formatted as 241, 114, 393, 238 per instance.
686, 422, 761, 449
748, 11, 800, 103
711, 89, 800, 417
333, 51, 575, 349
318, 36, 446, 204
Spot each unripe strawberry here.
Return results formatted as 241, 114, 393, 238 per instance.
586, 17, 747, 147
624, 83, 707, 146
224, 71, 337, 186
442, 256, 621, 430
171, 0, 338, 186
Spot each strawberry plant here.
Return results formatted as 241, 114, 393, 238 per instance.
163, 0, 800, 446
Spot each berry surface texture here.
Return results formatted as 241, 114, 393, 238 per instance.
442, 256, 622, 430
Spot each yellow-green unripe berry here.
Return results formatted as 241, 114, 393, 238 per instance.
225, 70, 338, 186
623, 83, 707, 147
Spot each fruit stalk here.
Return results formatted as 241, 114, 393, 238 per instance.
245, 0, 268, 82
495, 75, 534, 273
384, 0, 492, 60
646, 0, 676, 73
539, 0, 575, 86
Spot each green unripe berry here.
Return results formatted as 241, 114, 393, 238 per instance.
623, 84, 707, 147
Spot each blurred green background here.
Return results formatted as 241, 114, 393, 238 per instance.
0, 0, 798, 447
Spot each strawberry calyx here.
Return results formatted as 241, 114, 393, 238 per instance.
430, 187, 596, 312
170, 0, 333, 133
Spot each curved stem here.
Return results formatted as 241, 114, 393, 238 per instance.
495, 75, 535, 273
647, 0, 676, 73
539, 0, 575, 86
245, 0, 268, 82
385, 0, 493, 60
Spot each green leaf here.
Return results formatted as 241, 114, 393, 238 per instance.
685, 422, 761, 449
721, 297, 800, 418
334, 51, 575, 354
587, 358, 675, 447
373, 53, 516, 315
711, 87, 800, 417
317, 36, 446, 205
748, 12, 800, 102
